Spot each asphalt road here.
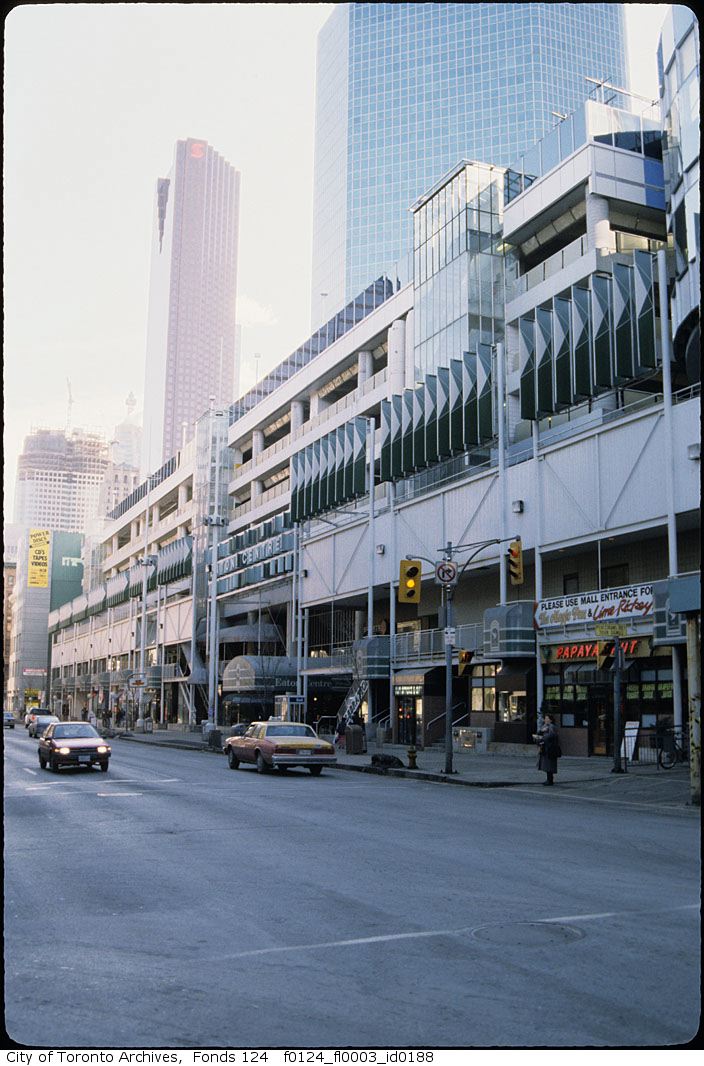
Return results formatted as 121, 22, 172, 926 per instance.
4, 728, 700, 1049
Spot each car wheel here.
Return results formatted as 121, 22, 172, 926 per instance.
227, 748, 240, 770
38, 754, 47, 770
50, 756, 60, 773
99, 762, 109, 773
309, 766, 323, 776
255, 752, 267, 774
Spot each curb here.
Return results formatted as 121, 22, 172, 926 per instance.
118, 734, 220, 754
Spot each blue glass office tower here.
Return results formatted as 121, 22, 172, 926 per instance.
310, 3, 629, 327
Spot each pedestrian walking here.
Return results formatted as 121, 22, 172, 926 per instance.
335, 715, 347, 749
534, 713, 561, 786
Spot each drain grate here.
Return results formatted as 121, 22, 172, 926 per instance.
471, 922, 586, 947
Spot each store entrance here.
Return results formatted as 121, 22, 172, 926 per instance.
589, 688, 612, 755
397, 694, 422, 745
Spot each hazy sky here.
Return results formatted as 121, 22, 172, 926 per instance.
3, 3, 667, 518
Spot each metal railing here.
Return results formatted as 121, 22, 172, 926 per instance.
623, 724, 689, 768
392, 624, 483, 664
423, 703, 468, 746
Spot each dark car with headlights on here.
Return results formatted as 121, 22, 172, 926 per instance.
38, 722, 111, 772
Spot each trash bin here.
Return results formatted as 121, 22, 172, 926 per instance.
144, 717, 154, 734
208, 729, 223, 750
346, 724, 365, 754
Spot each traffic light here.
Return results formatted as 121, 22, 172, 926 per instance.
399, 559, 422, 604
458, 650, 474, 675
596, 642, 613, 671
508, 538, 524, 585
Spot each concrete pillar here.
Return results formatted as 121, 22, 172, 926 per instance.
252, 479, 263, 499
252, 430, 264, 458
354, 611, 365, 640
290, 400, 305, 434
586, 193, 615, 254
178, 484, 189, 510
388, 318, 406, 395
309, 391, 330, 419
404, 309, 415, 387
357, 350, 374, 386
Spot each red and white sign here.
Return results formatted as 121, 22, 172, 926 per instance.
23, 667, 47, 676
535, 584, 653, 630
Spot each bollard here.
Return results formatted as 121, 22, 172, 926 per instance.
407, 746, 418, 770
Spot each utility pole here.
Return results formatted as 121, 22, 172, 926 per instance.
443, 543, 455, 775
137, 474, 155, 730
206, 402, 225, 731
367, 416, 376, 735
611, 637, 624, 773
686, 616, 701, 806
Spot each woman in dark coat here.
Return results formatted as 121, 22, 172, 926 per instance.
534, 713, 560, 785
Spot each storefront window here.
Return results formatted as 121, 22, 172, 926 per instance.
471, 664, 496, 713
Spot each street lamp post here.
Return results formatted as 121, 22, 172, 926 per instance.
611, 637, 624, 773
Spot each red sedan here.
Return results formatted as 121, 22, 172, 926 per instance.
38, 722, 111, 773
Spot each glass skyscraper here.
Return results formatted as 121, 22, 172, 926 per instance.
310, 2, 629, 327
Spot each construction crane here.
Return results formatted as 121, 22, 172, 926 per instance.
66, 378, 74, 433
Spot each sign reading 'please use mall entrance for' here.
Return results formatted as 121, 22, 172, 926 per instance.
535, 585, 654, 630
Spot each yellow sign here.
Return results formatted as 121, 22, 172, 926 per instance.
27, 529, 50, 588
594, 623, 630, 637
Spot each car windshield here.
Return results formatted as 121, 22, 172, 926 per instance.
53, 724, 99, 739
265, 725, 317, 738
36, 717, 56, 726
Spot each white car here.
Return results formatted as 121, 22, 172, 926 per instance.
28, 714, 60, 738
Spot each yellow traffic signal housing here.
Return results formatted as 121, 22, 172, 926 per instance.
458, 649, 474, 675
596, 642, 613, 671
508, 538, 524, 585
399, 559, 422, 604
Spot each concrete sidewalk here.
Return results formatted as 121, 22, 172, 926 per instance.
114, 726, 695, 805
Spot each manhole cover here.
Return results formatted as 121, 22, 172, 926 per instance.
471, 922, 585, 946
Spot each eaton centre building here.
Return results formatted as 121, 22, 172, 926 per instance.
49, 17, 700, 760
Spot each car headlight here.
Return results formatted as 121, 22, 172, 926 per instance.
97, 746, 109, 754
58, 747, 71, 755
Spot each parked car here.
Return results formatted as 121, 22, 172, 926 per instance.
28, 714, 60, 738
223, 719, 337, 775
4, 710, 15, 729
38, 722, 111, 773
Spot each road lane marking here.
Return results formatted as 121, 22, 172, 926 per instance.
217, 903, 700, 961
538, 904, 699, 923
22, 768, 38, 775
96, 792, 143, 797
25, 786, 52, 791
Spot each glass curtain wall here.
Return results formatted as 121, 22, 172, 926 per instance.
413, 162, 505, 379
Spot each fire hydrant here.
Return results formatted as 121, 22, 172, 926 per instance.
407, 745, 418, 770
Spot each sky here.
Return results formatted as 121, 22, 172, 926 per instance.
3, 2, 668, 519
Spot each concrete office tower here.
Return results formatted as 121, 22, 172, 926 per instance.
142, 138, 241, 474
310, 2, 629, 327
13, 428, 110, 533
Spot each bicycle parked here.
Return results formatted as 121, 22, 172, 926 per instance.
657, 728, 689, 770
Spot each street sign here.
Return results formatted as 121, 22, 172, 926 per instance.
129, 674, 147, 688
434, 560, 458, 586
444, 627, 456, 646
594, 623, 630, 637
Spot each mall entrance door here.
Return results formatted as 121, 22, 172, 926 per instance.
589, 687, 613, 755
397, 693, 422, 745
